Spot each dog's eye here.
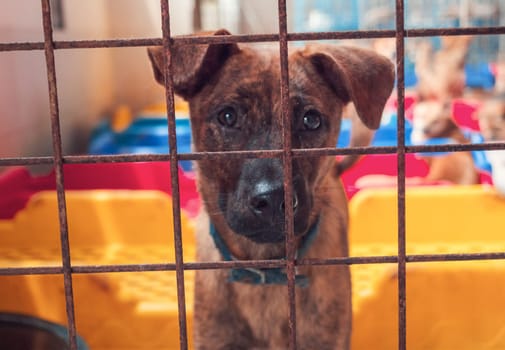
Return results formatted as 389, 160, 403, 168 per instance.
217, 107, 238, 128
302, 110, 322, 130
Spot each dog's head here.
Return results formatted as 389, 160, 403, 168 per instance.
148, 30, 394, 244
477, 97, 505, 142
411, 100, 456, 144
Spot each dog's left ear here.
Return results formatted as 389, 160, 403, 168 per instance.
302, 45, 395, 129
147, 29, 239, 99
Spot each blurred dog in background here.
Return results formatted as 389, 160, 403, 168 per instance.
478, 94, 505, 142
415, 36, 473, 102
411, 100, 479, 185
410, 35, 480, 185
477, 94, 505, 195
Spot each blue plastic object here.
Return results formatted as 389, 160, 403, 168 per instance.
465, 63, 495, 90
89, 117, 193, 171
0, 313, 88, 350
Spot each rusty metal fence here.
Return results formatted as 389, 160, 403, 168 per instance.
1, 0, 505, 349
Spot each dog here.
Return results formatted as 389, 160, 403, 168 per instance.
148, 29, 395, 349
477, 94, 505, 142
415, 36, 472, 102
411, 100, 479, 185
477, 95, 505, 195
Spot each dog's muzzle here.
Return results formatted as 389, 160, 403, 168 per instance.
222, 159, 311, 243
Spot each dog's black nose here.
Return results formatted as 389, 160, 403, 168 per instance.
248, 182, 298, 219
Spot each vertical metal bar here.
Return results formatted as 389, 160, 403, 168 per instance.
159, 1, 188, 349
277, 0, 297, 349
40, 0, 77, 349
395, 0, 407, 349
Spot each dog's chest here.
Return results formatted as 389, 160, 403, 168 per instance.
232, 283, 291, 346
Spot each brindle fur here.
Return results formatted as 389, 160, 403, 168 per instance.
148, 29, 395, 350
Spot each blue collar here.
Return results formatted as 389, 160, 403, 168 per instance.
209, 218, 320, 288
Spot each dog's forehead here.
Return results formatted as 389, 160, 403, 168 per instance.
225, 47, 279, 77
197, 46, 327, 104
190, 47, 278, 106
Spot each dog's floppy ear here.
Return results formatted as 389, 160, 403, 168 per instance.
147, 29, 240, 99
302, 45, 395, 129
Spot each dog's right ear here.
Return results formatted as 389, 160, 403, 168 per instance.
147, 29, 240, 99
301, 44, 395, 130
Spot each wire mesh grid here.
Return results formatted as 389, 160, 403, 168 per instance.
1, 0, 505, 349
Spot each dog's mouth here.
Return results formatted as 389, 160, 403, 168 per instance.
228, 218, 311, 244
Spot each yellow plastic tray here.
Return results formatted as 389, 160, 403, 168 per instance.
1, 186, 505, 349
0, 190, 195, 350
349, 185, 505, 350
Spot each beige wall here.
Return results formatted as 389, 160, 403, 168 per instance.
104, 0, 194, 116
0, 1, 51, 157
0, 0, 193, 158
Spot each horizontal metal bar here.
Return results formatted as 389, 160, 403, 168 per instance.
2, 26, 503, 53
406, 252, 505, 263
0, 38, 163, 52
55, 38, 163, 49
64, 154, 171, 163
0, 266, 63, 276
2, 252, 505, 277
288, 30, 397, 41
299, 256, 398, 266
406, 142, 505, 153
0, 42, 45, 51
174, 33, 279, 45
0, 34, 278, 52
293, 146, 398, 157
2, 141, 504, 168
65, 151, 281, 164
72, 260, 287, 274
0, 156, 54, 166
406, 26, 505, 38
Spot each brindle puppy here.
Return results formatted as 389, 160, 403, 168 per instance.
148, 29, 395, 350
